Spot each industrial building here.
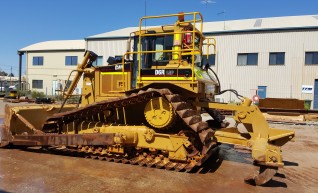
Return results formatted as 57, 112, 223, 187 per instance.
19, 14, 318, 109
19, 40, 85, 96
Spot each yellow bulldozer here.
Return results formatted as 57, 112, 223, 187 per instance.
0, 12, 295, 185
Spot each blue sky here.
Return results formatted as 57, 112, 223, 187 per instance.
0, 0, 317, 76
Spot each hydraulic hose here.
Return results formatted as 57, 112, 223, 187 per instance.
205, 66, 244, 101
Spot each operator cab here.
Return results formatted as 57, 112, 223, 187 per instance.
132, 27, 203, 70
128, 14, 207, 90
95, 12, 217, 99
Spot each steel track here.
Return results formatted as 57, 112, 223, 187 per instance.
40, 88, 217, 170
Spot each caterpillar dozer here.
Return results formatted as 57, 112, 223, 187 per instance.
0, 12, 295, 185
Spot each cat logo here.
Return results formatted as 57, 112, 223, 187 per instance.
115, 65, 122, 70
155, 70, 165, 75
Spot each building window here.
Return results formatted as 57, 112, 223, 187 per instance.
33, 56, 44, 66
65, 56, 78, 66
305, 52, 318, 65
269, 52, 285, 65
64, 80, 72, 91
237, 53, 258, 66
32, 80, 43, 89
93, 56, 103, 66
202, 54, 216, 66
152, 35, 173, 61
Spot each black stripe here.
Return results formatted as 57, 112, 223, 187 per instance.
141, 69, 192, 76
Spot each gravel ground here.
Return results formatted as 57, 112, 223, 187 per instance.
0, 99, 318, 193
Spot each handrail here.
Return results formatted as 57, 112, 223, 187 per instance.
137, 12, 204, 86
62, 69, 77, 97
139, 12, 203, 21
204, 37, 217, 56
191, 13, 196, 83
120, 48, 201, 91
59, 51, 97, 112
117, 12, 206, 92
135, 30, 203, 37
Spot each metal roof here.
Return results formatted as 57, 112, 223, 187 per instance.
20, 40, 85, 52
86, 27, 155, 39
204, 15, 318, 33
86, 14, 318, 39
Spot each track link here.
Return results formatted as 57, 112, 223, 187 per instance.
46, 145, 199, 172
42, 88, 217, 168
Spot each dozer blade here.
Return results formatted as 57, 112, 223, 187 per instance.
244, 165, 278, 186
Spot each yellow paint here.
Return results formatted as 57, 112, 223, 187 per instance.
101, 72, 128, 75
144, 97, 175, 129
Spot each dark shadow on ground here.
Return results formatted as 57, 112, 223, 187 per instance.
275, 172, 286, 178
262, 180, 288, 188
244, 173, 288, 188
283, 160, 299, 166
190, 146, 223, 174
0, 189, 11, 193
219, 144, 253, 165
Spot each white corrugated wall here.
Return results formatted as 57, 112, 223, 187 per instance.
208, 30, 318, 103
87, 39, 129, 66
86, 29, 318, 106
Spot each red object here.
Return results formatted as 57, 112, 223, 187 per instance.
252, 94, 260, 106
184, 32, 192, 44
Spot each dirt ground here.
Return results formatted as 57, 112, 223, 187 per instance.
0, 99, 318, 193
